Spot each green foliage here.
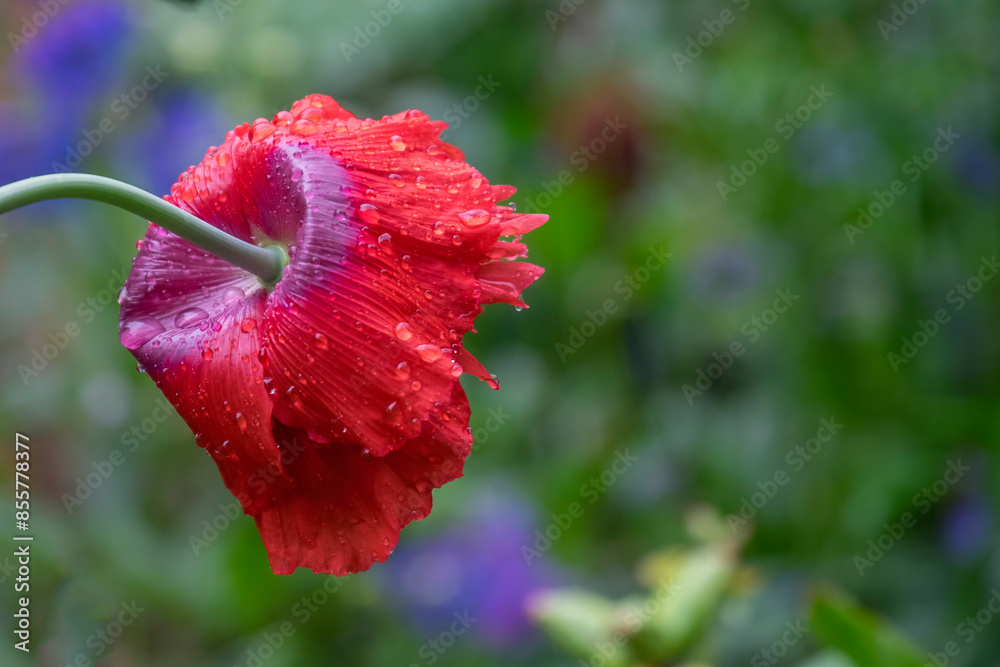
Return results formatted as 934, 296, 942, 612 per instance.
811, 588, 926, 667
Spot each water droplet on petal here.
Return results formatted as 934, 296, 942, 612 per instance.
416, 344, 442, 363
175, 307, 209, 329
290, 119, 317, 135
388, 174, 404, 187
222, 286, 245, 304
394, 322, 413, 341
450, 363, 463, 377
358, 203, 380, 224
285, 385, 304, 408
385, 401, 402, 424
202, 348, 214, 360
394, 361, 410, 379
251, 121, 277, 142
389, 135, 407, 151
121, 316, 165, 350
458, 209, 491, 227
314, 332, 329, 350
241, 318, 257, 332
235, 412, 247, 431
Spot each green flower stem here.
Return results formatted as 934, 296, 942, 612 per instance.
0, 174, 287, 284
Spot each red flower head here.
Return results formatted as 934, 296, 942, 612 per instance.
118, 95, 546, 574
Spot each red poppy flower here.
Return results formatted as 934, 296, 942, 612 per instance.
117, 95, 547, 575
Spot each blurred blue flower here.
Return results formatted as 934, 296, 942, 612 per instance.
381, 491, 564, 648
955, 138, 999, 196
792, 121, 884, 188
690, 244, 760, 303
113, 87, 233, 195
0, 0, 133, 190
941, 497, 991, 562
0, 104, 45, 183
17, 0, 133, 132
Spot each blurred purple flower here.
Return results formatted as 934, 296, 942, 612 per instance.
941, 497, 991, 562
0, 104, 45, 183
113, 88, 233, 195
792, 121, 887, 188
381, 492, 564, 648
690, 244, 760, 303
0, 0, 132, 190
17, 0, 132, 129
955, 138, 999, 196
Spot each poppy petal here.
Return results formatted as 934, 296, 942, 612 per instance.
256, 385, 472, 575
256, 102, 545, 453
119, 232, 290, 516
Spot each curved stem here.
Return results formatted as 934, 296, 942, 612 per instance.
0, 174, 287, 284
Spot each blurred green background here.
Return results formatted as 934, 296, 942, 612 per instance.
0, 0, 998, 665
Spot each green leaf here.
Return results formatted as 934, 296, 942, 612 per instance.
530, 589, 636, 667
630, 544, 736, 661
793, 649, 858, 667
810, 587, 926, 667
